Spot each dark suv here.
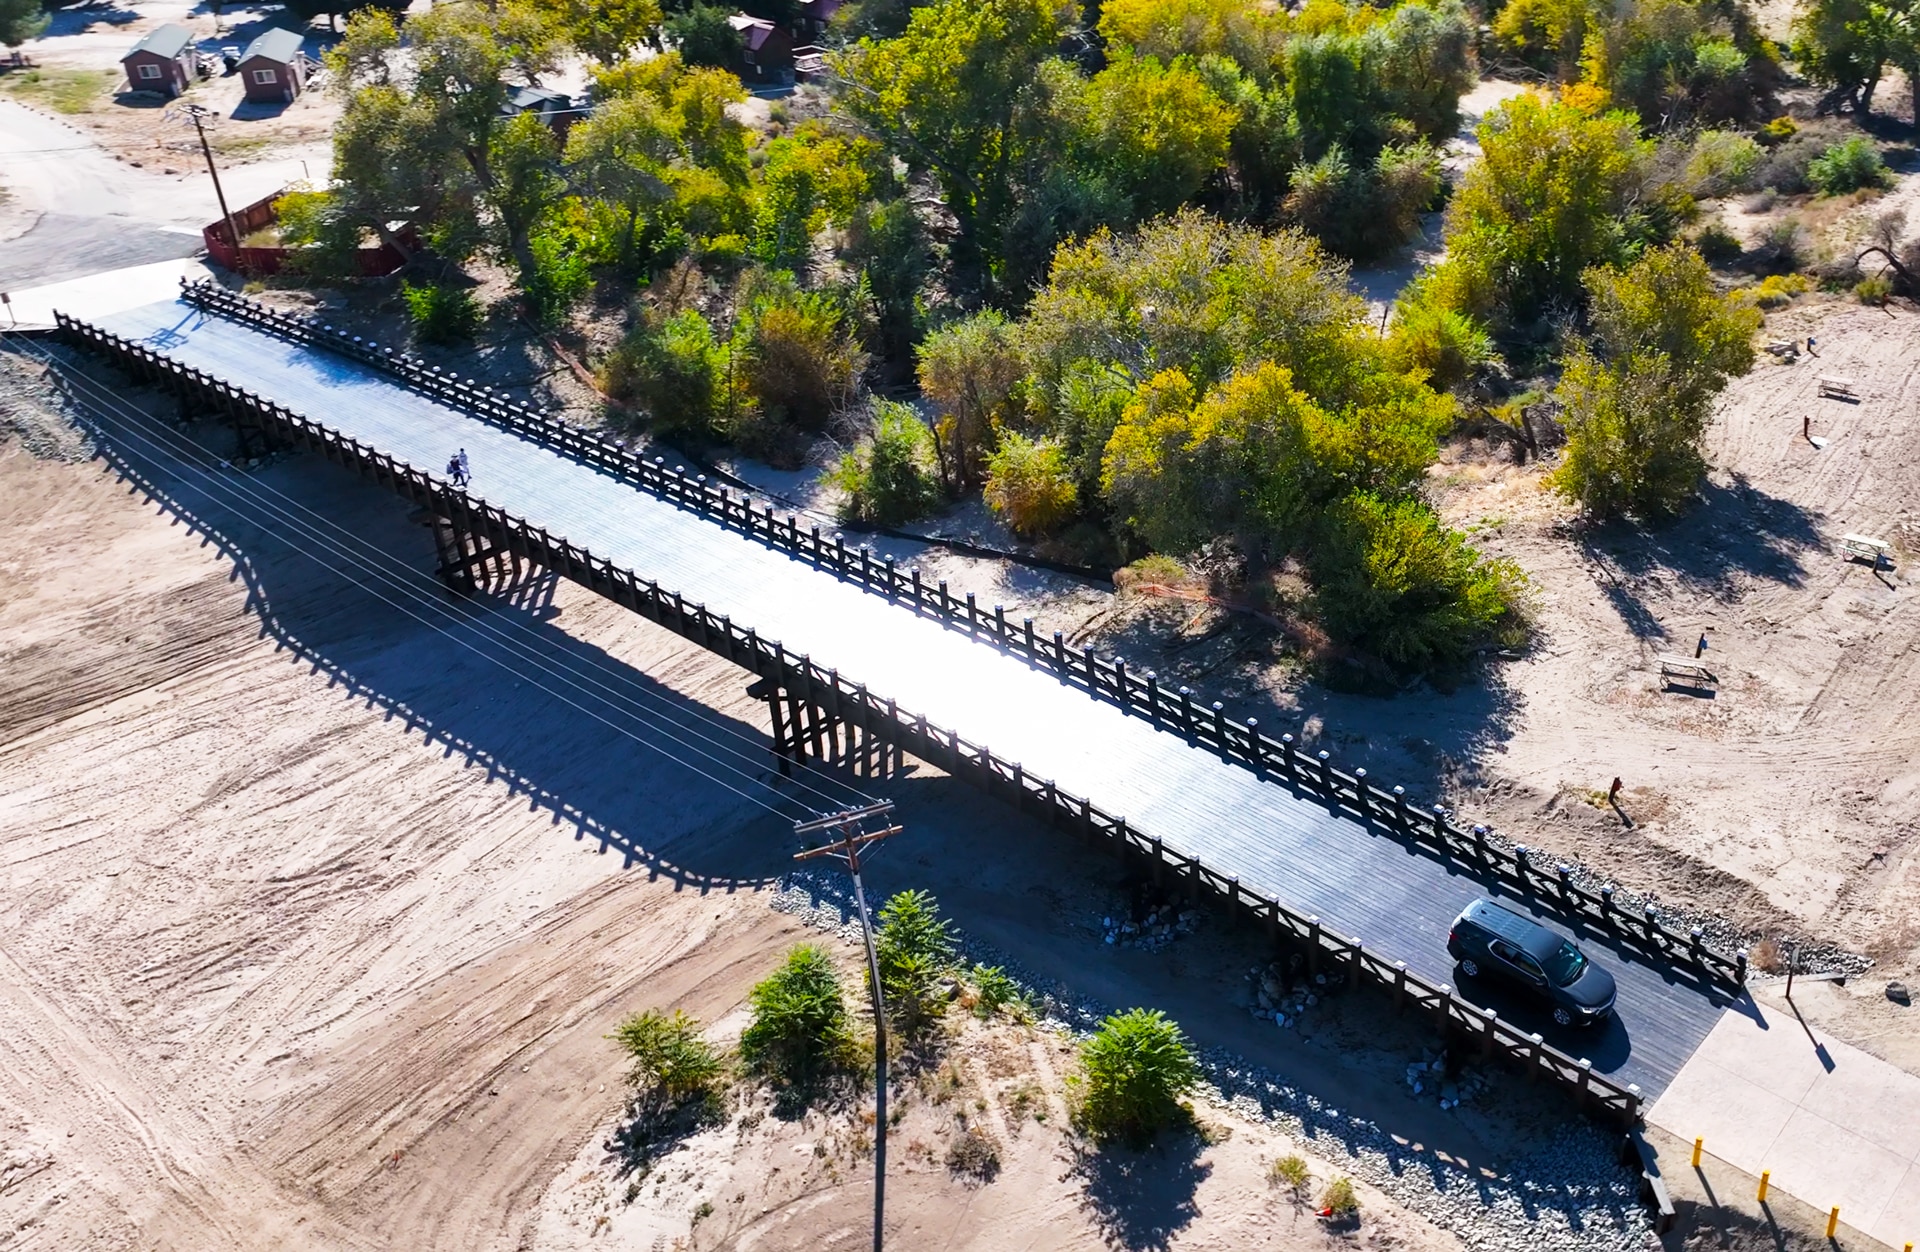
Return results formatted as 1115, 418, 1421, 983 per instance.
1447, 899, 1617, 1027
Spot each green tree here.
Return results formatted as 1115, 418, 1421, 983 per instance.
540, 0, 664, 63
916, 310, 1023, 491
1374, 2, 1476, 141
1792, 0, 1889, 115
844, 198, 930, 365
666, 3, 740, 68
565, 92, 679, 268
1081, 53, 1239, 218
740, 945, 855, 1089
1075, 1008, 1200, 1144
1421, 92, 1678, 331
1549, 245, 1760, 517
0, 0, 50, 47
835, 0, 1071, 282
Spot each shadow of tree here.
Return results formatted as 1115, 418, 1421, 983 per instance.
1579, 472, 1824, 641
1071, 1132, 1213, 1252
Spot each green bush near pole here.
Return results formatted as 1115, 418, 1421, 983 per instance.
1073, 1007, 1201, 1145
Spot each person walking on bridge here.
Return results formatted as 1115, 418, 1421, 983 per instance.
457, 447, 471, 484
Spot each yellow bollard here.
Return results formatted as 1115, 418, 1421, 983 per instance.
1692, 1137, 1703, 1168
1758, 1170, 1770, 1203
1827, 1207, 1839, 1239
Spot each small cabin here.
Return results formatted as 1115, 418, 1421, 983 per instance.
237, 28, 308, 104
502, 85, 576, 140
121, 24, 195, 98
726, 14, 793, 84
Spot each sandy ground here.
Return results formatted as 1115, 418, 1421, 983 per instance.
0, 359, 1515, 1250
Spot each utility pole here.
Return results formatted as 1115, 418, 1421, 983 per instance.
183, 103, 240, 249
793, 801, 902, 1252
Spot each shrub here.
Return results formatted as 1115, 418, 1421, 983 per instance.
872, 888, 957, 1037
735, 278, 870, 433
1115, 553, 1191, 590
1747, 217, 1805, 274
1807, 137, 1889, 195
1752, 134, 1823, 195
984, 434, 1079, 535
401, 282, 482, 345
1757, 115, 1798, 145
1319, 1176, 1360, 1217
1686, 130, 1762, 198
1075, 1008, 1200, 1144
1389, 285, 1496, 390
826, 401, 942, 525
1312, 494, 1526, 667
610, 1009, 725, 1104
969, 964, 1027, 1020
740, 945, 855, 1088
1855, 273, 1894, 304
601, 310, 726, 438
1270, 1153, 1312, 1199
1694, 224, 1742, 264
522, 228, 592, 325
945, 1126, 1002, 1181
1748, 272, 1810, 307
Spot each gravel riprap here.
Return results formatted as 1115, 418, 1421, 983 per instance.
769, 871, 1656, 1252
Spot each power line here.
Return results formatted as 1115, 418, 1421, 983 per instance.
14, 340, 883, 819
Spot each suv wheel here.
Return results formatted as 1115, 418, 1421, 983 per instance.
1552, 1006, 1573, 1026
1460, 958, 1480, 978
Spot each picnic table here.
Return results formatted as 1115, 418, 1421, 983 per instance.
1656, 655, 1718, 690
1838, 533, 1892, 569
1817, 376, 1859, 400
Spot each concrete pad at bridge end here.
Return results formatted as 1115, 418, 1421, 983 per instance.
1648, 1000, 1920, 1249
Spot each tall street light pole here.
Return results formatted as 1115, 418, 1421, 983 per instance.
793, 801, 902, 1252
183, 103, 240, 249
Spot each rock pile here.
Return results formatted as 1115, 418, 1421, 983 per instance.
1098, 902, 1198, 951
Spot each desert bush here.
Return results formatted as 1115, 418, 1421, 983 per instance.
945, 1126, 1002, 1181
1747, 217, 1805, 274
1320, 1176, 1360, 1217
521, 226, 593, 325
601, 310, 726, 438
1074, 1008, 1200, 1144
968, 964, 1027, 1020
1752, 134, 1823, 195
610, 1009, 726, 1104
1694, 224, 1743, 264
826, 401, 942, 525
1855, 272, 1894, 304
872, 888, 957, 1037
734, 276, 870, 433
401, 281, 483, 345
1115, 553, 1192, 590
1757, 115, 1797, 145
1270, 1152, 1312, 1199
1311, 494, 1527, 668
1686, 130, 1762, 198
740, 945, 856, 1088
1807, 137, 1889, 195
1389, 283, 1496, 390
1748, 272, 1810, 307
984, 434, 1079, 535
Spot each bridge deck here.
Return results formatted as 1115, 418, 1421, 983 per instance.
93, 298, 1732, 1096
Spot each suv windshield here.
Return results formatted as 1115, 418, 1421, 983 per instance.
1541, 940, 1588, 987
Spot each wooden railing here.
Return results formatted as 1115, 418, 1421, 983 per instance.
173, 280, 1749, 994
59, 307, 1702, 1127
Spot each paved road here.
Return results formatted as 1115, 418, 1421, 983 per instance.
88, 297, 1739, 1097
0, 99, 322, 288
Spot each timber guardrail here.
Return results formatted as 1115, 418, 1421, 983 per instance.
171, 280, 1750, 995
51, 309, 1661, 1127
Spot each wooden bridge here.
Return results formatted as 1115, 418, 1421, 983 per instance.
46, 285, 1752, 1124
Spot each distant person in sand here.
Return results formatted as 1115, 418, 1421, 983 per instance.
1806, 335, 1817, 356
1695, 632, 1709, 659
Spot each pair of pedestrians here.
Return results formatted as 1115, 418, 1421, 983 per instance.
445, 447, 471, 486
